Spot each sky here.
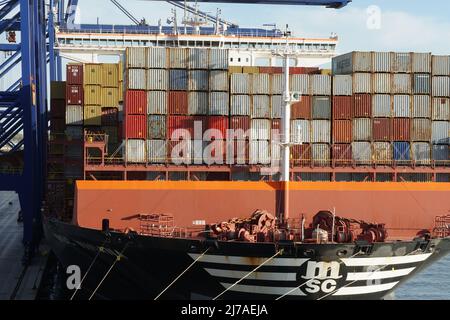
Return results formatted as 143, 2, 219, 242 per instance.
73, 0, 450, 55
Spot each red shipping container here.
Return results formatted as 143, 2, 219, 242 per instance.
332, 120, 352, 143
66, 85, 83, 105
259, 67, 283, 74
290, 67, 320, 75
125, 90, 147, 115
333, 96, 352, 119
206, 116, 228, 140
291, 96, 311, 119
125, 114, 147, 139
373, 118, 392, 141
353, 94, 372, 118
168, 91, 188, 115
332, 144, 352, 165
230, 116, 250, 139
272, 119, 281, 130
67, 64, 84, 85
291, 144, 311, 166
393, 118, 410, 141
168, 115, 194, 139
203, 140, 226, 161
50, 99, 66, 119
101, 107, 118, 126
193, 116, 207, 139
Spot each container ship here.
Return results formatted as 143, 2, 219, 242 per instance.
44, 13, 450, 300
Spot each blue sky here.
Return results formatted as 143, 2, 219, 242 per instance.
74, 0, 450, 54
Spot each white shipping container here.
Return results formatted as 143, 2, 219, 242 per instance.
252, 95, 270, 118
209, 92, 229, 115
332, 51, 372, 75
147, 91, 167, 115
290, 74, 309, 95
126, 139, 147, 163
147, 69, 167, 91
391, 52, 412, 73
412, 95, 431, 118
432, 76, 450, 97
412, 142, 431, 164
311, 144, 331, 166
250, 119, 271, 140
271, 95, 282, 119
147, 47, 167, 69
252, 74, 270, 94
188, 92, 208, 115
271, 141, 281, 162
432, 55, 450, 76
65, 105, 83, 126
189, 70, 209, 91
126, 47, 146, 69
432, 121, 449, 144
373, 73, 391, 94
352, 142, 372, 164
147, 140, 167, 164
271, 74, 283, 95
353, 73, 371, 94
249, 140, 271, 164
209, 70, 228, 91
373, 142, 392, 163
169, 48, 188, 69
393, 95, 411, 117
311, 75, 331, 95
189, 48, 209, 69
231, 73, 250, 94
412, 53, 432, 73
333, 75, 352, 96
311, 120, 331, 143
432, 98, 450, 120
353, 118, 372, 141
291, 119, 310, 143
230, 95, 251, 116
128, 69, 146, 90
209, 49, 229, 70
392, 74, 412, 94
372, 52, 391, 73
170, 140, 193, 164
373, 95, 391, 117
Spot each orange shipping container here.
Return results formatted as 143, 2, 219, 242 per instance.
332, 120, 352, 143
393, 118, 411, 141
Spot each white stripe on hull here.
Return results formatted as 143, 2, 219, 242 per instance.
346, 267, 416, 281
341, 253, 432, 267
205, 268, 297, 281
333, 281, 399, 296
189, 254, 309, 267
219, 283, 306, 296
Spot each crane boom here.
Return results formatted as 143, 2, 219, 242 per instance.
141, 0, 351, 9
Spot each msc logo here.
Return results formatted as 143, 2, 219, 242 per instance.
300, 261, 344, 294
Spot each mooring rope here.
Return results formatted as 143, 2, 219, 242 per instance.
315, 248, 427, 301
154, 247, 210, 300
213, 249, 284, 301
88, 242, 130, 300
70, 240, 107, 301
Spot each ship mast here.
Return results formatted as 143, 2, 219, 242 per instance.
278, 29, 294, 225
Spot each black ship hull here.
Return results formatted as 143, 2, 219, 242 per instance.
43, 218, 450, 300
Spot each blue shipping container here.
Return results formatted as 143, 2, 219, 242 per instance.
393, 142, 411, 161
169, 69, 188, 91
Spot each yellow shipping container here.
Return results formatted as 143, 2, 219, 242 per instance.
242, 66, 259, 74
228, 66, 243, 74
84, 64, 102, 85
84, 105, 102, 126
321, 69, 332, 75
84, 85, 102, 105
118, 82, 124, 102
102, 64, 119, 87
102, 87, 119, 107
118, 62, 124, 82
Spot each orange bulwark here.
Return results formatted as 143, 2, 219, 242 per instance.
74, 181, 450, 240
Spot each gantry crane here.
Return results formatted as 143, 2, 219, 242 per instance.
0, 0, 350, 263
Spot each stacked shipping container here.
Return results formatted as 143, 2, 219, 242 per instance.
333, 51, 450, 165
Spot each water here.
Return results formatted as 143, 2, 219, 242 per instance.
392, 254, 450, 300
